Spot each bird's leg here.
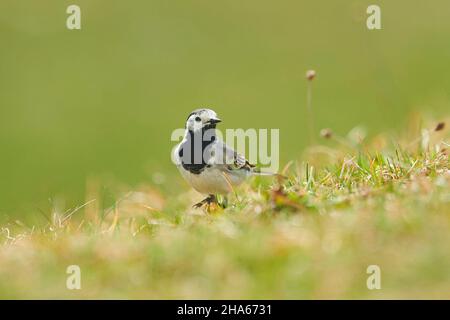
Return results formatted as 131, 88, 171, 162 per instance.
193, 194, 218, 209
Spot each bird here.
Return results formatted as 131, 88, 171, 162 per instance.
173, 108, 275, 208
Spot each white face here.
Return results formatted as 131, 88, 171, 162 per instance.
185, 109, 221, 132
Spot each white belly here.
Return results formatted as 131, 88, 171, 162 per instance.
178, 165, 247, 195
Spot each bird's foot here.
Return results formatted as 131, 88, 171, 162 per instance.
193, 195, 218, 210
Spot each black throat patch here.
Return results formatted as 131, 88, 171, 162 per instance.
178, 125, 216, 175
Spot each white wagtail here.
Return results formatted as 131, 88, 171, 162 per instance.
173, 108, 275, 208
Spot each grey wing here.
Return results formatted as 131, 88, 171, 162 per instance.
211, 140, 255, 172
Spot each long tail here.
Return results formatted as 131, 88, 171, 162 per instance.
250, 168, 286, 179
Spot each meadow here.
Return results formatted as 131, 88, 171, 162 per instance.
0, 0, 449, 298
0, 119, 449, 298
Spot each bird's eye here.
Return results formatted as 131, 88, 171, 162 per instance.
195, 117, 201, 122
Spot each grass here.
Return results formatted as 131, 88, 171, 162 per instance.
0, 119, 449, 299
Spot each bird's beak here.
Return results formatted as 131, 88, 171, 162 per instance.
208, 118, 222, 125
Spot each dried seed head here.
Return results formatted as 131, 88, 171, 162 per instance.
320, 128, 333, 139
435, 122, 445, 132
306, 70, 316, 81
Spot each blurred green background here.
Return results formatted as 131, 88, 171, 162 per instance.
1, 0, 449, 217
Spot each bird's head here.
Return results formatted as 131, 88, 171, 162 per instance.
185, 108, 222, 133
